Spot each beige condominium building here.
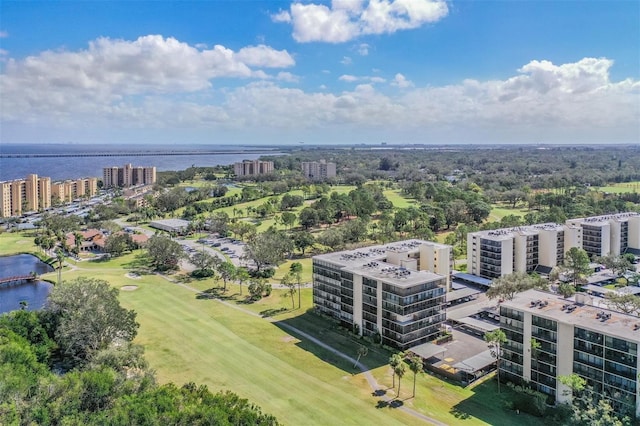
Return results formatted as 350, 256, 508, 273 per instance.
0, 174, 51, 217
233, 160, 274, 177
301, 160, 336, 180
468, 213, 640, 279
500, 289, 640, 418
103, 164, 157, 188
313, 240, 452, 350
51, 178, 98, 203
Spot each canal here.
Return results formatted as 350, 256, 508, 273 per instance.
0, 254, 54, 314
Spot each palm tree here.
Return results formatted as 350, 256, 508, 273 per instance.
485, 329, 508, 393
55, 248, 66, 285
290, 262, 303, 309
389, 353, 403, 390
394, 362, 406, 398
408, 354, 424, 398
353, 345, 368, 368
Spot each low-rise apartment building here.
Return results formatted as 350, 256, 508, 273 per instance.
233, 160, 274, 177
313, 240, 451, 350
301, 160, 336, 180
103, 164, 157, 188
467, 213, 640, 279
500, 289, 640, 417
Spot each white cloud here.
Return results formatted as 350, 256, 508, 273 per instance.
271, 10, 292, 23
2, 56, 638, 144
235, 44, 295, 68
0, 30, 8, 38
339, 74, 386, 84
339, 74, 359, 82
0, 35, 294, 121
341, 56, 352, 65
357, 43, 369, 56
391, 73, 413, 88
277, 71, 299, 83
275, 0, 448, 43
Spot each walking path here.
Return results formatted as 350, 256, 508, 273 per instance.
162, 274, 447, 426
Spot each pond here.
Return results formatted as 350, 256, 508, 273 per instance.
0, 254, 54, 314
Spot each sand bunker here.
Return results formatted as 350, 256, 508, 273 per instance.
120, 285, 138, 291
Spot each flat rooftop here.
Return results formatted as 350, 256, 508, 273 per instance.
502, 289, 640, 343
313, 239, 448, 288
470, 223, 563, 240
343, 260, 444, 287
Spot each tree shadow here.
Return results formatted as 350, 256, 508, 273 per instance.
259, 307, 288, 317
449, 379, 538, 425
272, 310, 389, 374
122, 252, 152, 271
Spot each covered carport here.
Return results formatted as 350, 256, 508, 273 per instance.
453, 350, 496, 385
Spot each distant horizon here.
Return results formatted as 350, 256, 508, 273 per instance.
1, 1, 638, 145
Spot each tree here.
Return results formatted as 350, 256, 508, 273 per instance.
558, 282, 576, 298
216, 261, 236, 292
486, 272, 542, 301
317, 228, 344, 250
235, 267, 250, 295
563, 247, 591, 286
604, 292, 640, 315
281, 273, 296, 309
530, 338, 541, 361
191, 250, 219, 272
244, 229, 293, 272
290, 262, 303, 309
408, 353, 423, 398
293, 231, 315, 255
104, 232, 134, 257
596, 253, 632, 278
146, 235, 185, 271
353, 345, 368, 368
394, 362, 406, 398
55, 248, 66, 285
281, 211, 297, 230
298, 207, 320, 229
389, 353, 403, 390
46, 277, 138, 364
484, 329, 507, 394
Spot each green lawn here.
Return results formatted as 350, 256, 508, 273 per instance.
488, 203, 530, 222
1, 229, 542, 425
0, 231, 39, 256
383, 189, 415, 208
594, 181, 640, 194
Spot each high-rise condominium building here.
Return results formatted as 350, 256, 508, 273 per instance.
500, 289, 640, 417
102, 164, 157, 188
51, 178, 98, 203
467, 213, 640, 279
313, 240, 451, 350
301, 160, 336, 180
233, 160, 274, 177
0, 174, 51, 217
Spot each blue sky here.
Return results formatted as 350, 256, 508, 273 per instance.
1, 0, 638, 145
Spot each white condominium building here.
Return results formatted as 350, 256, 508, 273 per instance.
313, 240, 452, 350
500, 289, 640, 418
467, 213, 640, 279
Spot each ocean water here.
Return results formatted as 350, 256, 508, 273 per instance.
0, 144, 280, 181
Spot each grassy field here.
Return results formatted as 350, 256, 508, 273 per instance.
0, 231, 39, 256
0, 230, 543, 425
488, 203, 529, 222
383, 189, 416, 208
594, 181, 640, 194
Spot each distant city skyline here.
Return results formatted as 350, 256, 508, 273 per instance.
1, 1, 638, 145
